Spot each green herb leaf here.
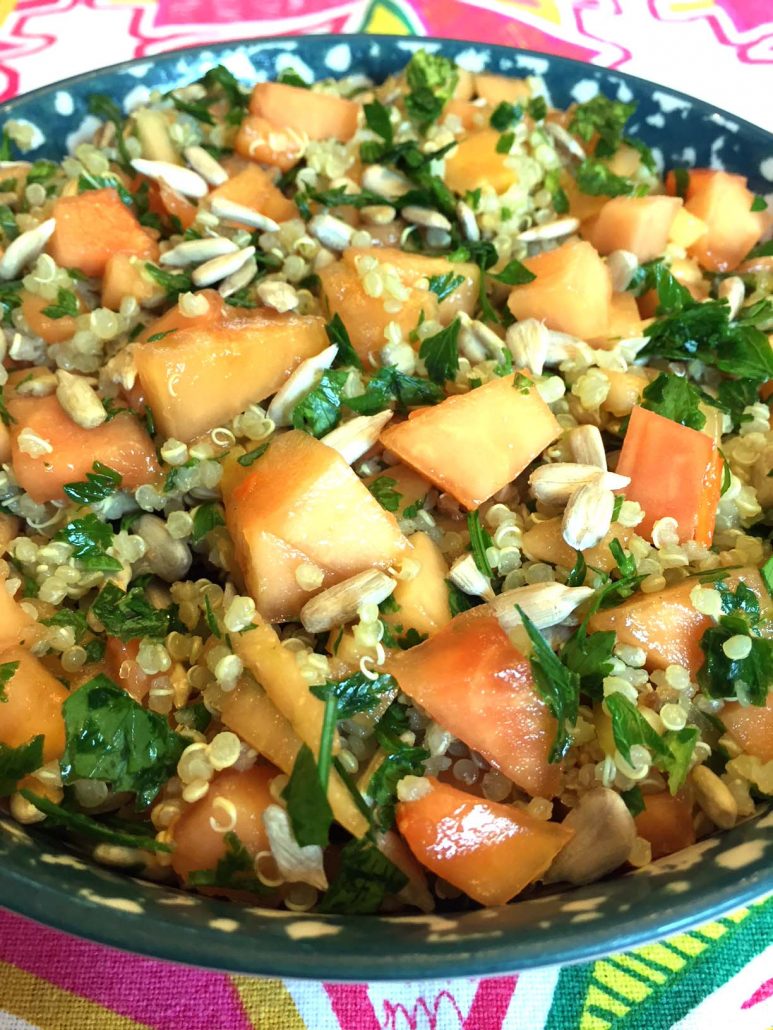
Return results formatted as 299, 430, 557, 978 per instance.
87, 93, 133, 168
672, 168, 690, 199
490, 101, 522, 131
697, 584, 772, 706
427, 272, 465, 301
143, 264, 194, 300
629, 259, 693, 315
467, 510, 493, 580
368, 476, 402, 513
282, 743, 333, 848
527, 96, 548, 121
91, 582, 173, 641
0, 385, 14, 427
364, 99, 393, 144
0, 659, 18, 703
446, 578, 479, 617
319, 836, 408, 914
367, 722, 429, 832
0, 736, 43, 796
569, 95, 637, 154
291, 369, 349, 437
404, 50, 458, 132
566, 551, 587, 587
54, 513, 122, 573
419, 317, 461, 384
63, 462, 122, 506
77, 170, 134, 207
237, 442, 270, 467
41, 287, 78, 319
762, 556, 773, 599
751, 195, 767, 212
0, 204, 18, 242
640, 372, 707, 431
621, 786, 645, 816
345, 367, 442, 415
146, 329, 178, 343
491, 259, 536, 286
277, 68, 310, 89
518, 607, 579, 761
605, 692, 698, 793
326, 312, 362, 370
188, 830, 267, 892
20, 790, 172, 851
310, 672, 398, 720
191, 502, 225, 544
560, 630, 616, 701
575, 159, 643, 198
61, 675, 185, 808
495, 131, 515, 154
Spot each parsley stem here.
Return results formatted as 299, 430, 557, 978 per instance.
317, 694, 338, 791
332, 756, 373, 823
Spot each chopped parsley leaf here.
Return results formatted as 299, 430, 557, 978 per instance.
345, 367, 443, 415
319, 837, 407, 915
491, 259, 536, 286
404, 49, 458, 132
640, 372, 707, 431
91, 582, 173, 641
490, 101, 522, 131
63, 462, 122, 506
291, 369, 348, 437
188, 831, 267, 892
191, 502, 225, 544
0, 660, 18, 703
427, 272, 465, 301
54, 513, 122, 573
237, 442, 270, 467
518, 606, 579, 762
467, 510, 493, 580
326, 312, 362, 370
368, 476, 402, 513
41, 287, 78, 319
21, 790, 172, 851
419, 317, 461, 384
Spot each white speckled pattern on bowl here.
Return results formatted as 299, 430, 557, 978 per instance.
0, 35, 771, 980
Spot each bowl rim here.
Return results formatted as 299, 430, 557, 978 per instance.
0, 31, 771, 981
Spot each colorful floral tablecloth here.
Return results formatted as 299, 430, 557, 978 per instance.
0, 2, 772, 1028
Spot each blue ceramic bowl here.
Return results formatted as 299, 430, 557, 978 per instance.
0, 35, 770, 980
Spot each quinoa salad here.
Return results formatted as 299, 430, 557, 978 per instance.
0, 51, 771, 916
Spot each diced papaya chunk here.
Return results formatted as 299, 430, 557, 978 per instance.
102, 253, 165, 311
380, 373, 560, 510
20, 290, 81, 344
0, 514, 18, 554
104, 638, 150, 703
388, 610, 561, 797
522, 517, 633, 573
7, 393, 160, 503
444, 129, 519, 195
722, 692, 773, 763
594, 292, 643, 347
587, 567, 770, 674
249, 81, 359, 142
601, 368, 653, 418
225, 431, 407, 623
396, 777, 572, 905
684, 171, 766, 272
170, 765, 278, 885
0, 646, 68, 762
616, 405, 720, 544
155, 182, 198, 231
507, 240, 612, 339
0, 580, 42, 651
134, 290, 328, 441
634, 792, 695, 860
584, 196, 682, 263
0, 423, 9, 465
668, 207, 708, 249
473, 73, 531, 105
208, 163, 298, 224
47, 188, 157, 278
318, 261, 435, 365
382, 532, 452, 641
234, 114, 305, 171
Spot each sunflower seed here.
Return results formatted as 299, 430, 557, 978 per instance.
402, 206, 452, 231
691, 765, 738, 830
506, 318, 549, 375
131, 158, 209, 199
517, 216, 580, 243
361, 164, 411, 200
183, 145, 229, 187
262, 804, 328, 890
55, 370, 106, 430
562, 479, 615, 551
300, 569, 396, 634
209, 196, 280, 231
544, 121, 587, 162
218, 257, 257, 299
567, 424, 607, 470
490, 581, 594, 630
0, 217, 55, 280
321, 410, 394, 465
544, 788, 636, 885
266, 344, 339, 426
449, 553, 495, 601
308, 213, 355, 251
456, 199, 480, 242
606, 249, 639, 292
718, 276, 745, 321
256, 280, 299, 313
529, 463, 630, 506
160, 237, 238, 266
360, 205, 396, 226
191, 246, 256, 288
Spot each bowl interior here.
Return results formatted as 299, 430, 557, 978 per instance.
1, 34, 771, 980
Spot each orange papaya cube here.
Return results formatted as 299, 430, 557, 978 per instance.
562, 172, 607, 223
250, 81, 359, 142
381, 532, 452, 640
634, 792, 695, 860
507, 240, 612, 339
155, 181, 198, 231
722, 692, 773, 763
616, 405, 720, 544
668, 207, 708, 249
0, 645, 68, 762
0, 422, 9, 465
587, 567, 770, 675
473, 73, 532, 106
134, 291, 328, 441
234, 114, 305, 171
380, 373, 560, 510
396, 778, 572, 905
318, 261, 436, 365
592, 292, 643, 348
226, 431, 407, 623
685, 171, 766, 272
0, 580, 42, 651
0, 514, 18, 554
584, 196, 682, 263
104, 638, 150, 704
601, 368, 652, 417
170, 765, 277, 885
208, 163, 298, 224
522, 517, 633, 573
102, 253, 165, 311
389, 610, 561, 797
7, 393, 160, 504
341, 248, 480, 324
444, 129, 519, 195
47, 188, 157, 278
20, 290, 82, 344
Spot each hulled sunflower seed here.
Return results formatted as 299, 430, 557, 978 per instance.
134, 514, 192, 583
360, 205, 396, 226
192, 246, 256, 288
544, 121, 587, 162
262, 804, 328, 890
490, 581, 594, 630
529, 463, 630, 506
321, 410, 394, 465
506, 318, 549, 375
361, 164, 411, 200
308, 213, 355, 251
449, 554, 495, 601
0, 217, 56, 280
266, 344, 338, 427
160, 237, 238, 267
257, 280, 299, 313
218, 257, 257, 299
402, 206, 452, 231
691, 765, 738, 830
183, 145, 229, 187
606, 249, 639, 292
209, 197, 280, 231
456, 199, 480, 242
300, 569, 396, 633
567, 424, 607, 470
55, 370, 106, 429
718, 276, 745, 321
517, 216, 580, 243
131, 158, 209, 199
562, 479, 615, 551
544, 788, 636, 886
